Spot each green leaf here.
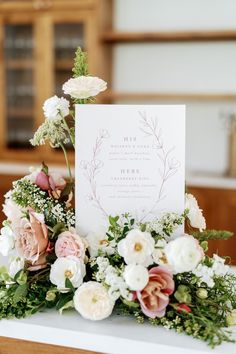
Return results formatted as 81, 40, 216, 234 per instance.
122, 299, 140, 308
13, 284, 28, 304
65, 278, 75, 292
56, 293, 73, 311
60, 182, 74, 198
52, 223, 66, 238
193, 230, 234, 242
42, 162, 49, 175
59, 300, 74, 315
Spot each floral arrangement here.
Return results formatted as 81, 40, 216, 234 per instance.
0, 48, 236, 348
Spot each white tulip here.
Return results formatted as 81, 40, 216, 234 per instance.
124, 264, 149, 291
185, 194, 206, 231
165, 235, 204, 274
74, 281, 114, 321
50, 256, 85, 291
43, 95, 70, 120
62, 76, 107, 99
0, 226, 15, 256
117, 229, 154, 266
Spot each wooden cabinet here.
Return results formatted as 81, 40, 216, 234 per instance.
188, 186, 236, 264
0, 0, 111, 165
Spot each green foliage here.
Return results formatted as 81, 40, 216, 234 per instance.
72, 47, 89, 77
193, 229, 234, 243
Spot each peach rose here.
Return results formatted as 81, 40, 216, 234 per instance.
55, 229, 86, 259
136, 266, 174, 318
16, 211, 49, 270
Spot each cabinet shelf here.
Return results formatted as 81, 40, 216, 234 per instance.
102, 30, 236, 43
102, 91, 236, 102
6, 59, 33, 70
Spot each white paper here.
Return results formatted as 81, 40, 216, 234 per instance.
75, 105, 185, 236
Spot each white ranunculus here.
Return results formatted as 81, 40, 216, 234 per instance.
62, 76, 107, 99
86, 231, 115, 257
50, 256, 86, 291
74, 281, 114, 321
0, 226, 15, 256
185, 194, 206, 231
124, 264, 149, 291
43, 95, 70, 120
8, 257, 25, 278
117, 229, 154, 266
165, 235, 204, 274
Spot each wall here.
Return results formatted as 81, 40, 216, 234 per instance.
113, 0, 236, 175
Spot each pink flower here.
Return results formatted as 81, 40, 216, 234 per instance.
55, 229, 86, 259
35, 171, 66, 193
136, 266, 174, 318
177, 304, 192, 313
16, 211, 49, 270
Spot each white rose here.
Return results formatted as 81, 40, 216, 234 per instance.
0, 226, 15, 256
43, 95, 70, 120
124, 264, 149, 291
62, 76, 107, 99
165, 235, 204, 274
86, 231, 115, 257
74, 281, 114, 321
117, 229, 154, 266
3, 197, 24, 229
9, 257, 25, 278
50, 256, 86, 291
185, 194, 206, 231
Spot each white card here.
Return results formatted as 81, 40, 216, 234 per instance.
75, 105, 185, 236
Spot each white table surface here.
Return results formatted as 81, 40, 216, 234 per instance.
0, 309, 235, 354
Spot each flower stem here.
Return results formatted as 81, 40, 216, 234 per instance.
61, 115, 75, 148
59, 142, 73, 182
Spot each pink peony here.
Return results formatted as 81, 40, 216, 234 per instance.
16, 211, 49, 270
136, 266, 174, 318
55, 229, 86, 259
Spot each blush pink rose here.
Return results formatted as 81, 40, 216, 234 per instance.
136, 266, 174, 318
16, 211, 49, 270
35, 171, 66, 193
55, 229, 86, 259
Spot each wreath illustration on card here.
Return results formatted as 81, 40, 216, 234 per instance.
80, 112, 180, 221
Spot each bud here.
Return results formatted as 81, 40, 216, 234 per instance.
174, 290, 192, 304
226, 310, 236, 326
196, 288, 208, 299
177, 285, 189, 293
46, 289, 57, 302
17, 271, 27, 285
200, 241, 208, 252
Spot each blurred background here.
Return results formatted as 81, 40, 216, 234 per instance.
0, 0, 236, 262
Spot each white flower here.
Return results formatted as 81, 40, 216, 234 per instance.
62, 76, 107, 99
8, 257, 25, 278
124, 264, 149, 291
117, 229, 154, 266
86, 231, 115, 257
50, 256, 85, 291
165, 235, 204, 274
3, 197, 24, 231
74, 281, 114, 320
185, 194, 206, 231
0, 226, 15, 256
43, 95, 70, 120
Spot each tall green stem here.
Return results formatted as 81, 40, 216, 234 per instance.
60, 142, 73, 182
62, 116, 75, 148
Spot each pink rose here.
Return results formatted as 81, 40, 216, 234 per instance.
16, 211, 49, 270
35, 171, 66, 194
55, 229, 86, 259
136, 266, 174, 318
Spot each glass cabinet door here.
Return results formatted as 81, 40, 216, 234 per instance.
54, 23, 84, 96
4, 24, 35, 149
